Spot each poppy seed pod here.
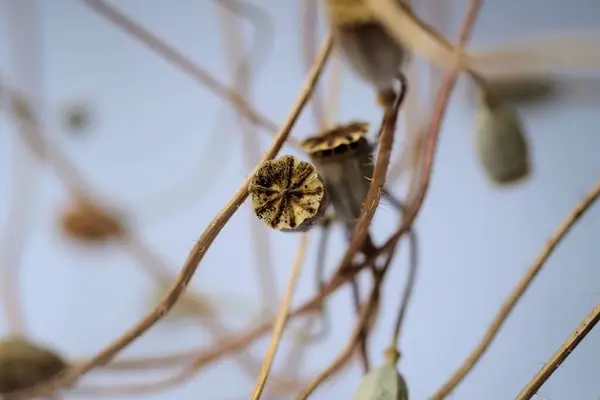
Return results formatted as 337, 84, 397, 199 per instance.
249, 155, 329, 232
473, 90, 531, 185
301, 122, 374, 234
325, 0, 408, 97
0, 337, 68, 395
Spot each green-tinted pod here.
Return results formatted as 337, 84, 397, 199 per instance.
352, 364, 409, 400
473, 93, 531, 185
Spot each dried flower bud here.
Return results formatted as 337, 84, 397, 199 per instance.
60, 199, 125, 243
352, 363, 409, 400
0, 337, 68, 395
301, 122, 374, 233
325, 0, 408, 96
473, 90, 531, 185
249, 155, 328, 232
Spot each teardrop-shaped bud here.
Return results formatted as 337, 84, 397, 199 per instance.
301, 122, 373, 234
473, 90, 531, 185
352, 363, 409, 400
0, 337, 69, 395
249, 155, 329, 232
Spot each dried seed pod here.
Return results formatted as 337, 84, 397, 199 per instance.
352, 363, 409, 400
249, 155, 328, 232
325, 0, 408, 97
0, 337, 68, 395
301, 122, 373, 233
473, 89, 531, 185
60, 199, 125, 243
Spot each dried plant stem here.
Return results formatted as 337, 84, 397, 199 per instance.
297, 247, 396, 400
324, 55, 342, 128
301, 0, 326, 129
8, 36, 332, 399
430, 179, 600, 400
250, 233, 310, 400
389, 228, 418, 351
373, 0, 481, 264
516, 301, 600, 400
332, 76, 406, 277
79, 0, 302, 146
217, 0, 279, 318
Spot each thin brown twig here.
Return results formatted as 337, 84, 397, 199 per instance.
7, 36, 333, 399
216, 0, 279, 321
297, 245, 398, 400
250, 232, 310, 400
516, 301, 600, 400
370, 0, 482, 266
79, 0, 301, 147
301, 0, 326, 129
430, 179, 600, 400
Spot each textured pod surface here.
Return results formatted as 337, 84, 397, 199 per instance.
301, 122, 374, 233
0, 337, 68, 395
352, 364, 409, 400
249, 155, 328, 232
473, 95, 531, 184
60, 200, 125, 243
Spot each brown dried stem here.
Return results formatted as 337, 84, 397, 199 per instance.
216, 0, 279, 320
516, 300, 600, 400
79, 0, 302, 147
430, 179, 600, 400
7, 36, 333, 399
301, 0, 326, 129
250, 232, 310, 400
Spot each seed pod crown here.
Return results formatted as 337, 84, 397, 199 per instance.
249, 155, 328, 232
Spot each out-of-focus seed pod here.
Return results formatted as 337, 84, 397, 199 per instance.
473, 88, 531, 185
301, 121, 374, 234
324, 0, 408, 100
249, 155, 329, 232
0, 337, 68, 395
352, 362, 409, 400
60, 199, 126, 243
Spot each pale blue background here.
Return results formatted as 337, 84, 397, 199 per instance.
1, 1, 600, 399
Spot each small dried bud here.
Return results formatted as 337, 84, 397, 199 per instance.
60, 199, 125, 243
473, 90, 531, 185
0, 337, 68, 395
325, 1, 407, 95
301, 122, 373, 233
249, 155, 328, 232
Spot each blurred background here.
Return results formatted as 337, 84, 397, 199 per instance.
1, 0, 600, 399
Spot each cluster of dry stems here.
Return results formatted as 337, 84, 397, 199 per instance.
1, 0, 600, 399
